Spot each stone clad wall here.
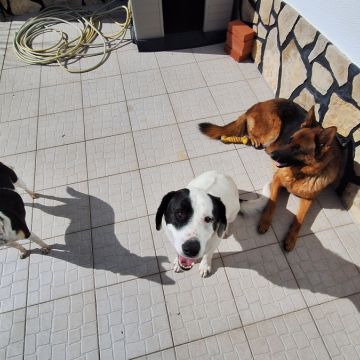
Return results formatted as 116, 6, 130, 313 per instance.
241, 0, 360, 220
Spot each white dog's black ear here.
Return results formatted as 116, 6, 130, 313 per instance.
155, 191, 176, 230
209, 195, 227, 237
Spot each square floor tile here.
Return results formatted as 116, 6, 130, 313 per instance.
155, 50, 195, 68
245, 309, 329, 360
82, 75, 125, 108
118, 50, 158, 74
219, 210, 278, 256
37, 109, 84, 149
3, 43, 27, 70
192, 43, 227, 62
128, 94, 176, 131
248, 77, 274, 102
0, 66, 40, 94
270, 192, 332, 242
169, 87, 219, 123
237, 147, 274, 190
134, 125, 187, 168
0, 247, 29, 313
89, 171, 147, 227
335, 223, 360, 268
0, 117, 37, 156
209, 81, 257, 115
179, 117, 235, 158
96, 275, 172, 359
35, 142, 87, 190
137, 348, 176, 360
174, 328, 252, 360
237, 60, 262, 80
39, 82, 82, 115
81, 52, 121, 80
198, 58, 244, 86
0, 89, 39, 123
0, 308, 25, 360
32, 182, 91, 239
27, 230, 94, 306
310, 294, 360, 359
317, 188, 354, 228
223, 244, 306, 325
149, 214, 177, 272
286, 228, 360, 307
122, 69, 166, 100
0, 151, 36, 193
24, 291, 98, 360
161, 258, 241, 345
86, 133, 138, 179
140, 161, 194, 215
83, 101, 131, 140
92, 217, 158, 287
190, 150, 253, 193
161, 63, 206, 93
40, 64, 81, 87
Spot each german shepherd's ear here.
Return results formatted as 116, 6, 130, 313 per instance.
301, 106, 317, 128
317, 126, 337, 151
155, 191, 176, 230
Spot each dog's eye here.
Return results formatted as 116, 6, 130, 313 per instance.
175, 211, 186, 220
204, 216, 213, 223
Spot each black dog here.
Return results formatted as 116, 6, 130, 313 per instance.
0, 162, 50, 259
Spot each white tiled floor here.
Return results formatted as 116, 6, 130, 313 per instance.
1, 13, 360, 360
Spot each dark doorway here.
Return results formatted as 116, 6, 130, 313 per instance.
162, 0, 205, 34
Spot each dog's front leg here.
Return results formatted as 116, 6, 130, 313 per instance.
258, 175, 282, 234
29, 232, 51, 254
284, 198, 312, 251
199, 236, 221, 277
15, 178, 39, 199
7, 241, 30, 259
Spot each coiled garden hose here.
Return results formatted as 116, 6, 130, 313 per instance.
13, 0, 132, 73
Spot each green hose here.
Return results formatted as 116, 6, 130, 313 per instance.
13, 0, 132, 73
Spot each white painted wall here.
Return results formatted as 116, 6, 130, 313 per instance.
285, 0, 360, 67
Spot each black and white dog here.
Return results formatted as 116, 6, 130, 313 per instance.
0, 162, 50, 259
156, 171, 269, 277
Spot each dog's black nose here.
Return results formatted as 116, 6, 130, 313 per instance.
182, 239, 200, 258
270, 151, 280, 160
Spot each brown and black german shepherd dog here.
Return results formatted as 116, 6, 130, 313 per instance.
199, 98, 346, 251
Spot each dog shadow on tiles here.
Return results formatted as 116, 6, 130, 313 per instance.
27, 186, 174, 285
217, 188, 360, 312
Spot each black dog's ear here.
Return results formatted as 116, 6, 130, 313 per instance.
155, 191, 176, 230
209, 195, 227, 237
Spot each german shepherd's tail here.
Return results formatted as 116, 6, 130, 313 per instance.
198, 114, 247, 139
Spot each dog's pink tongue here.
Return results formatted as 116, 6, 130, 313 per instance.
178, 256, 195, 270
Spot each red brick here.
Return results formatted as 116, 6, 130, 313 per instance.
227, 20, 255, 41
226, 32, 254, 54
224, 44, 251, 62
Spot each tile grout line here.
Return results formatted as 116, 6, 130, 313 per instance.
0, 20, 11, 80
79, 63, 102, 359
218, 253, 256, 359
141, 52, 179, 350
22, 26, 42, 360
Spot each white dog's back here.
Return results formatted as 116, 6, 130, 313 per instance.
187, 171, 240, 223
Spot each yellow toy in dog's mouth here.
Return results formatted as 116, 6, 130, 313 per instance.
178, 255, 196, 271
220, 135, 249, 144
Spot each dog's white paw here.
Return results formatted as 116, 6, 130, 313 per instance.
199, 259, 211, 277
173, 257, 183, 273
41, 246, 50, 255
